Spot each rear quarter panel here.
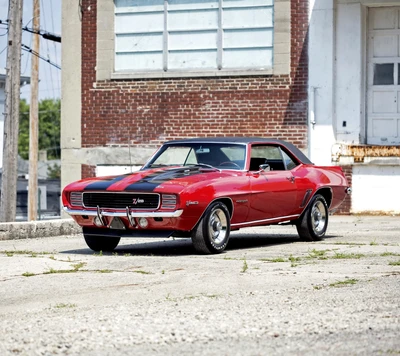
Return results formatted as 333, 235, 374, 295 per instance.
298, 165, 348, 211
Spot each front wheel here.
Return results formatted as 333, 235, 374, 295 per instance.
83, 234, 121, 252
296, 194, 328, 241
191, 202, 231, 254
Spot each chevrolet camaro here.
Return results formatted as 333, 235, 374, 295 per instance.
62, 138, 350, 254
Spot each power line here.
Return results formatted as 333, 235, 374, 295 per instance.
21, 44, 61, 69
22, 25, 61, 42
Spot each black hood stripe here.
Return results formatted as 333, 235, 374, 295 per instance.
84, 174, 128, 191
124, 167, 206, 192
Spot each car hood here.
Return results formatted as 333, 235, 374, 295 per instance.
64, 166, 235, 194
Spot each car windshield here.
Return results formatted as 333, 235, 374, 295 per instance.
145, 143, 246, 170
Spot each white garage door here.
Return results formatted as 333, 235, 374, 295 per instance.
367, 7, 400, 145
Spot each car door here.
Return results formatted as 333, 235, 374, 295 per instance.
247, 145, 299, 222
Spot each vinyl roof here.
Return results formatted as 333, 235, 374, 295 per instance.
164, 137, 313, 165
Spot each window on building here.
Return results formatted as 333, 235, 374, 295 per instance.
114, 0, 274, 73
373, 63, 394, 85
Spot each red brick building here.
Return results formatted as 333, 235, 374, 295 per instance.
61, 0, 309, 194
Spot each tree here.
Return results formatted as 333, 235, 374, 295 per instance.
18, 98, 61, 160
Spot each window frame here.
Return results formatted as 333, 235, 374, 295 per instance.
96, 0, 291, 81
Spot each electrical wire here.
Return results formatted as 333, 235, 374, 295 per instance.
48, 0, 60, 88
41, 0, 55, 98
21, 44, 61, 69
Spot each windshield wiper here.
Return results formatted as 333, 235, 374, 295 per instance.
189, 163, 220, 171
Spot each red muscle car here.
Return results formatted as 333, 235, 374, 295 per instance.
62, 138, 351, 254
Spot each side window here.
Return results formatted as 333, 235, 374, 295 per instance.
250, 145, 285, 171
281, 150, 298, 170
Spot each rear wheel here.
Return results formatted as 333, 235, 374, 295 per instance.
296, 194, 328, 241
191, 202, 231, 254
83, 234, 120, 252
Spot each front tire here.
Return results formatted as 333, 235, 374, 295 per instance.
296, 194, 328, 241
83, 234, 120, 252
191, 202, 231, 254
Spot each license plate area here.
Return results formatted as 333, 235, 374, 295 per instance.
109, 217, 126, 230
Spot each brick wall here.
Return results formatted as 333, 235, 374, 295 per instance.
80, 0, 309, 178
81, 165, 96, 180
336, 165, 352, 215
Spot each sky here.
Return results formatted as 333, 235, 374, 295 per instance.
0, 0, 62, 102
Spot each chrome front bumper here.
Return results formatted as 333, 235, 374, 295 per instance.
63, 207, 184, 218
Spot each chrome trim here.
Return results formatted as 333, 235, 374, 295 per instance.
231, 214, 300, 227
346, 187, 352, 195
96, 205, 106, 226
126, 207, 136, 226
63, 207, 184, 218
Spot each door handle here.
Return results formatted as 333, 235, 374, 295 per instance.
286, 176, 295, 183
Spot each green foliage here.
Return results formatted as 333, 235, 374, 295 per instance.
18, 98, 61, 160
47, 163, 61, 179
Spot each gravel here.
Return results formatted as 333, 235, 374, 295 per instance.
0, 215, 399, 355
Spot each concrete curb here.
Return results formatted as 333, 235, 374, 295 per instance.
0, 219, 81, 241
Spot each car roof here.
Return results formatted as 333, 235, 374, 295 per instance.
164, 137, 313, 165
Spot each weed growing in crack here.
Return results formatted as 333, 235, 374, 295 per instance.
241, 259, 248, 273
333, 252, 365, 259
22, 272, 35, 277
329, 279, 358, 287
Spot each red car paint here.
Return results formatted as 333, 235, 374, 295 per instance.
62, 138, 350, 253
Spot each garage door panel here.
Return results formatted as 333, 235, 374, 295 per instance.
372, 91, 396, 113
371, 7, 396, 30
373, 35, 397, 57
372, 119, 396, 137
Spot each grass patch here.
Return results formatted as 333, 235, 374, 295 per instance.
1, 250, 51, 257
332, 242, 365, 246
132, 270, 152, 275
54, 303, 77, 309
389, 260, 400, 266
44, 262, 87, 275
72, 262, 86, 271
370, 240, 378, 246
44, 268, 77, 275
22, 272, 35, 277
381, 252, 400, 257
241, 259, 248, 273
98, 269, 112, 273
333, 252, 365, 259
289, 255, 301, 267
308, 249, 329, 259
260, 257, 286, 263
329, 279, 358, 287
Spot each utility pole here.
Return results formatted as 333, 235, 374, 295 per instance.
28, 0, 40, 221
0, 0, 24, 222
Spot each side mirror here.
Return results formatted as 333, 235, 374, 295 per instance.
259, 164, 271, 172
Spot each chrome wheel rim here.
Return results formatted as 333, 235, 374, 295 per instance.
311, 201, 327, 233
208, 208, 228, 244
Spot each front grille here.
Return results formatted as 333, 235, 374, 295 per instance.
83, 192, 160, 210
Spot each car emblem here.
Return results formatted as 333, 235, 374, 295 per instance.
132, 198, 144, 205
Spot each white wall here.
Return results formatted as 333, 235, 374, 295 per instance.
308, 0, 336, 165
352, 165, 400, 214
335, 2, 365, 144
0, 83, 4, 169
